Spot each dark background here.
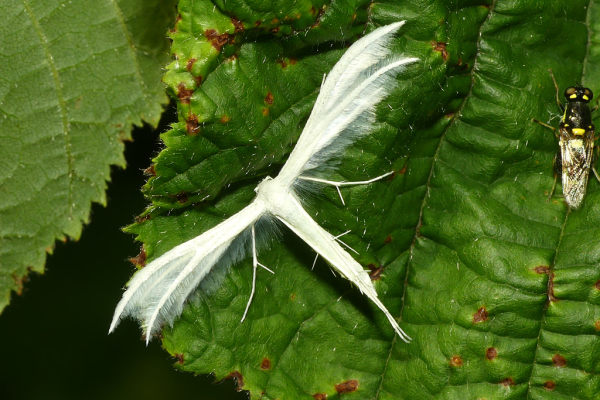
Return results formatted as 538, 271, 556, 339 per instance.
0, 103, 247, 400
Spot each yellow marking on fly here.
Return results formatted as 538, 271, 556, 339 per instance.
571, 139, 584, 148
570, 94, 578, 99
563, 108, 568, 122
572, 128, 586, 135
583, 95, 590, 100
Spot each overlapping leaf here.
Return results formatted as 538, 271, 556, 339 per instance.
0, 0, 176, 312
128, 0, 600, 398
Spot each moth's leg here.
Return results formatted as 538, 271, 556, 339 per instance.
548, 151, 561, 202
241, 225, 273, 322
312, 230, 356, 269
548, 69, 564, 112
298, 171, 394, 205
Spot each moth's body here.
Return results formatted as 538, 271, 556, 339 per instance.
110, 22, 417, 344
534, 76, 599, 209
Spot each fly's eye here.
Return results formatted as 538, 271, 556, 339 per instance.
565, 87, 577, 99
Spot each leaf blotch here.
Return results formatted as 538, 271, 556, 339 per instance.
129, 247, 147, 268
186, 58, 196, 72
368, 264, 383, 281
548, 272, 558, 302
231, 16, 244, 32
384, 235, 393, 244
534, 265, 549, 274
12, 274, 26, 296
335, 380, 358, 394
205, 29, 233, 51
186, 115, 200, 135
449, 355, 463, 367
277, 58, 288, 68
260, 357, 271, 370
544, 381, 556, 390
262, 108, 269, 116
144, 165, 156, 177
473, 307, 488, 323
594, 280, 600, 290
486, 347, 497, 360
313, 394, 327, 400
431, 41, 449, 61
595, 320, 600, 331
499, 378, 515, 387
175, 192, 189, 204
223, 371, 244, 391
175, 353, 184, 364
265, 92, 274, 105
552, 354, 566, 367
177, 83, 193, 104
220, 115, 231, 124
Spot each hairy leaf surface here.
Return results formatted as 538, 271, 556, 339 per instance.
128, 0, 600, 398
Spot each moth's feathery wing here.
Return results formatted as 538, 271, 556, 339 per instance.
110, 200, 267, 340
258, 182, 410, 342
277, 21, 418, 186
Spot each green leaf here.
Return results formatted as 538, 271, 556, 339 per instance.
128, 0, 600, 398
0, 0, 177, 311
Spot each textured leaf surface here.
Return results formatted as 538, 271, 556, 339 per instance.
127, 0, 600, 398
0, 0, 176, 311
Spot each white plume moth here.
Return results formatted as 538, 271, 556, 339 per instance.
110, 21, 418, 344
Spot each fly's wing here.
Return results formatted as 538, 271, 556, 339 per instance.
275, 21, 418, 187
560, 133, 594, 209
110, 199, 267, 343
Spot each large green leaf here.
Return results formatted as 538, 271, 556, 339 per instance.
0, 0, 176, 311
126, 0, 600, 398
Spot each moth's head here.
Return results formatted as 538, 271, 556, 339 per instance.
564, 86, 594, 103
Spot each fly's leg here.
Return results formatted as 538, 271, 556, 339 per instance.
548, 69, 564, 112
593, 145, 600, 183
548, 151, 561, 202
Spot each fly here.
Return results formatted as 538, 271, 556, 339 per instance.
533, 70, 599, 209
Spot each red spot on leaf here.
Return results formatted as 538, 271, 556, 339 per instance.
135, 214, 151, 223
473, 307, 488, 323
177, 83, 193, 104
265, 92, 274, 105
224, 371, 245, 391
313, 394, 327, 400
186, 115, 200, 135
205, 29, 233, 51
175, 353, 184, 364
271, 26, 280, 34
449, 356, 463, 367
368, 264, 383, 281
432, 41, 449, 61
262, 108, 269, 116
277, 59, 287, 68
499, 377, 515, 387
552, 354, 566, 367
175, 192, 189, 204
544, 381, 556, 390
186, 58, 196, 72
486, 347, 497, 360
335, 380, 358, 394
231, 16, 244, 32
548, 272, 558, 302
144, 165, 156, 176
595, 280, 600, 290
260, 358, 271, 370
535, 265, 550, 274
129, 247, 147, 268
220, 115, 231, 124
384, 235, 393, 244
